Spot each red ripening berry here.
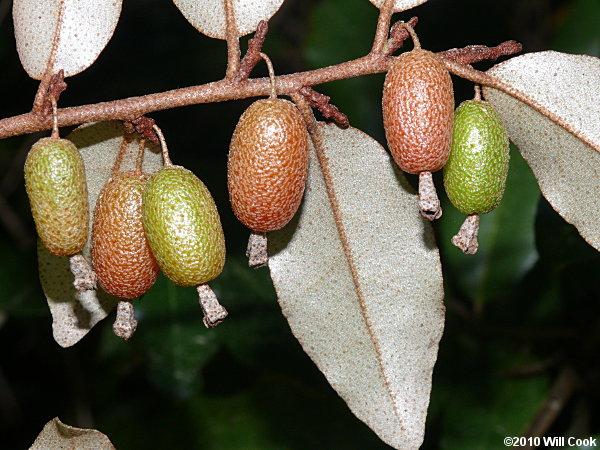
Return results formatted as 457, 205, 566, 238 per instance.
228, 98, 309, 232
382, 49, 454, 174
92, 171, 159, 299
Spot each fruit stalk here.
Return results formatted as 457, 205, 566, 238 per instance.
197, 284, 228, 328
247, 231, 268, 267
69, 254, 97, 291
418, 171, 442, 220
451, 214, 480, 255
113, 300, 138, 340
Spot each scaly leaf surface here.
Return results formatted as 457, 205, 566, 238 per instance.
484, 51, 600, 251
13, 0, 122, 79
268, 123, 445, 449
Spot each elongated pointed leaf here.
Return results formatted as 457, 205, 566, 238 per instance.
39, 121, 163, 347
268, 123, 445, 449
172, 0, 284, 39
13, 0, 122, 79
30, 417, 115, 449
368, 0, 428, 12
484, 51, 600, 251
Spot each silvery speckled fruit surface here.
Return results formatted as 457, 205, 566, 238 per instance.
25, 137, 89, 257
444, 100, 510, 215
228, 98, 309, 232
143, 165, 225, 287
92, 171, 159, 299
382, 49, 454, 174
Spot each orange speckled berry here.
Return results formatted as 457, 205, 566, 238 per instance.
92, 171, 159, 299
382, 49, 454, 174
228, 98, 309, 232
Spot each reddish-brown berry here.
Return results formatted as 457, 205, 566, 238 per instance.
228, 98, 309, 232
382, 49, 454, 174
92, 171, 159, 298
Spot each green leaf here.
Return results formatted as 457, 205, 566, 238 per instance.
134, 274, 218, 397
439, 144, 539, 304
304, 0, 384, 140
553, 0, 600, 56
430, 340, 549, 450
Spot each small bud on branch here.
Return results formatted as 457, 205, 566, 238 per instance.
235, 21, 269, 83
438, 41, 522, 65
299, 86, 349, 129
385, 17, 419, 57
38, 70, 68, 119
124, 116, 159, 145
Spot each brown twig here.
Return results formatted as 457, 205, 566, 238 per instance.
234, 20, 269, 82
438, 41, 522, 65
0, 55, 392, 139
385, 17, 419, 56
299, 86, 349, 129
522, 366, 579, 447
224, 0, 240, 79
0, 42, 538, 143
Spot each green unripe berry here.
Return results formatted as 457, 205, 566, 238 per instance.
444, 100, 510, 215
142, 165, 225, 287
24, 137, 89, 256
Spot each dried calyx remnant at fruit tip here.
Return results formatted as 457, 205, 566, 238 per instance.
382, 25, 454, 221
93, 170, 159, 299
143, 127, 227, 327
228, 98, 309, 267
444, 99, 510, 254
25, 137, 96, 291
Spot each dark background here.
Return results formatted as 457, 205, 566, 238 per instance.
0, 0, 599, 448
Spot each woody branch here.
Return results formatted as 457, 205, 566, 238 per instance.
0, 7, 522, 140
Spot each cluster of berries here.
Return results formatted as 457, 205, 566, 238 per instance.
24, 89, 309, 338
383, 26, 510, 254
24, 26, 511, 337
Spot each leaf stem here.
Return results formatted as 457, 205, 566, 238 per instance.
224, 0, 240, 79
371, 0, 395, 55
